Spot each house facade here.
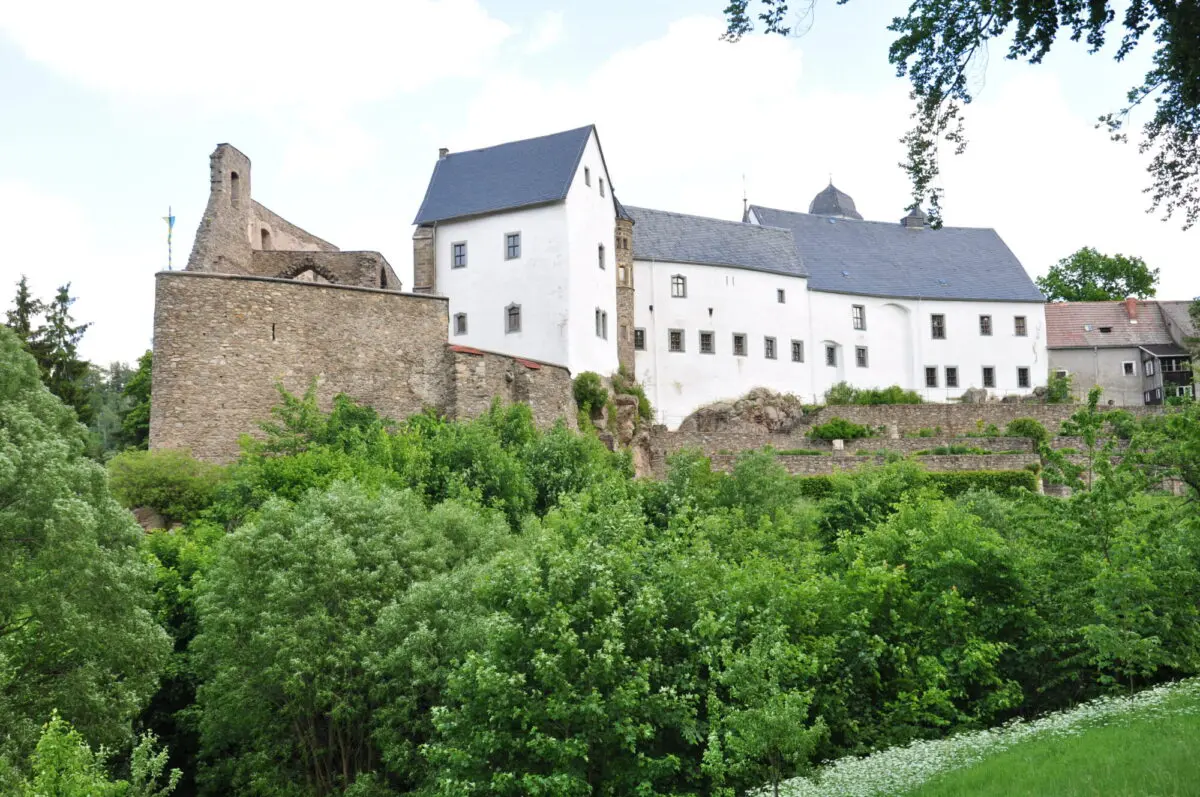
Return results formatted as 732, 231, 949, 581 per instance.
412, 125, 1050, 428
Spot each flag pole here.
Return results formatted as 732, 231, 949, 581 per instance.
163, 206, 176, 270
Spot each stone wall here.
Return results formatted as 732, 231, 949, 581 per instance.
151, 272, 452, 461
703, 452, 1040, 477
251, 201, 337, 253
449, 345, 576, 431
249, 250, 400, 290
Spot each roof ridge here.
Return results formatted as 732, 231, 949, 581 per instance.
442, 124, 595, 160
626, 204, 792, 234
751, 203, 1000, 233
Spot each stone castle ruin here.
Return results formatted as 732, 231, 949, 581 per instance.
151, 144, 575, 461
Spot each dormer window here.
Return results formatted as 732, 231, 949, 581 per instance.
584, 166, 591, 186
1099, 326, 1112, 334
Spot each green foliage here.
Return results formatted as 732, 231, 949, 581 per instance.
571, 371, 608, 415
777, 448, 828, 456
120, 350, 153, 450
1005, 418, 1049, 444
107, 449, 227, 526
905, 426, 943, 438
915, 445, 991, 455
824, 381, 923, 406
1045, 370, 1074, 403
0, 327, 170, 772
808, 417, 873, 441
611, 368, 654, 421
1037, 248, 1159, 302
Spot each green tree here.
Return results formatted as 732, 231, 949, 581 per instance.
119, 350, 153, 450
5, 275, 44, 346
0, 326, 171, 772
1036, 248, 1159, 302
38, 283, 94, 424
722, 2, 1200, 229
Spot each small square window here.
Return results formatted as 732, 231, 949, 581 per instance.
505, 304, 521, 334
979, 315, 992, 336
855, 346, 868, 368
764, 337, 777, 359
1122, 361, 1135, 376
505, 232, 521, 260
452, 241, 467, 268
931, 314, 946, 339
791, 340, 804, 363
1017, 366, 1030, 388
1055, 369, 1069, 379
669, 328, 685, 352
825, 344, 837, 367
634, 328, 646, 350
584, 166, 591, 186
925, 366, 938, 388
598, 244, 606, 270
1014, 316, 1027, 337
671, 274, 687, 298
777, 289, 786, 304
733, 333, 747, 357
945, 366, 958, 388
453, 313, 467, 335
599, 177, 605, 197
982, 366, 996, 388
852, 305, 866, 330
699, 330, 715, 354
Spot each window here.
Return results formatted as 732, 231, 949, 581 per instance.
452, 241, 467, 268
595, 308, 608, 339
945, 366, 959, 388
1145, 359, 1156, 377
982, 366, 996, 388
925, 367, 938, 388
791, 340, 804, 363
1099, 326, 1113, 334
855, 346, 868, 368
671, 274, 687, 298
1055, 369, 1069, 379
598, 244, 605, 270
699, 330, 715, 354
453, 313, 467, 336
584, 166, 591, 186
777, 289, 786, 304
1173, 385, 1195, 398
852, 305, 866, 330
229, 171, 240, 206
1014, 316, 1027, 337
764, 337, 777, 359
668, 329, 684, 352
733, 333, 747, 356
931, 314, 946, 339
979, 315, 992, 336
505, 232, 521, 260
634, 328, 646, 350
1123, 361, 1135, 376
599, 178, 605, 197
618, 265, 628, 285
825, 344, 837, 367
1017, 366, 1031, 388
505, 304, 521, 333
1163, 358, 1188, 373
379, 268, 388, 289
260, 228, 272, 251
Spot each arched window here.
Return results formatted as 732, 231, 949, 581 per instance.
230, 171, 240, 206
260, 228, 272, 250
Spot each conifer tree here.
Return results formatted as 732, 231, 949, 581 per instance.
37, 284, 94, 425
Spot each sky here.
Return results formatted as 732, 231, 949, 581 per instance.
1, 0, 1195, 365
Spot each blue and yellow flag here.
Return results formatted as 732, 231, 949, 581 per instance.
163, 206, 176, 270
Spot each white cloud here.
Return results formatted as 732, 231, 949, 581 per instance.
0, 0, 512, 110
524, 10, 564, 55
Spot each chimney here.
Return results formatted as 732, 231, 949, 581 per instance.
901, 207, 928, 229
1124, 297, 1138, 321
438, 147, 449, 160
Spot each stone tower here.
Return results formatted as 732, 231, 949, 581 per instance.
412, 225, 436, 294
186, 144, 254, 273
615, 208, 635, 374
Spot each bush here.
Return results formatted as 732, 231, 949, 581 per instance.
824, 381, 923, 406
777, 448, 828, 456
1005, 418, 1049, 444
926, 470, 1039, 495
916, 445, 991, 455
572, 372, 608, 415
1046, 371, 1073, 403
610, 370, 653, 421
107, 449, 227, 525
808, 417, 873, 441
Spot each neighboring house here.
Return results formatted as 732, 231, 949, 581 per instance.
1046, 299, 1196, 405
412, 126, 1051, 428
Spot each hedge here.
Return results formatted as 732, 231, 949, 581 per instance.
795, 468, 1038, 499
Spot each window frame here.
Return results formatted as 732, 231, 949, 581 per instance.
945, 366, 959, 388
599, 177, 605, 197
931, 314, 947, 340
1122, 361, 1136, 376
504, 231, 521, 261
598, 244, 605, 270
852, 304, 866, 331
855, 346, 868, 368
791, 339, 804, 363
670, 274, 687, 298
777, 289, 786, 304
925, 366, 938, 388
633, 328, 646, 351
668, 328, 685, 353
982, 366, 996, 388
1017, 366, 1031, 388
1144, 359, 1156, 377
1014, 315, 1027, 337
764, 336, 777, 360
825, 344, 837, 367
453, 312, 467, 336
979, 314, 992, 336
699, 330, 715, 355
584, 166, 591, 186
505, 303, 521, 334
451, 241, 468, 269
732, 333, 747, 357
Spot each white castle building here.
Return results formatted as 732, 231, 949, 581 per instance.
412, 125, 1048, 428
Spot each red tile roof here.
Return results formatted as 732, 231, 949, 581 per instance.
1045, 300, 1173, 348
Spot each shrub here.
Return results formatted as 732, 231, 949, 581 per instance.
1046, 371, 1073, 403
808, 417, 873, 441
610, 370, 653, 421
916, 445, 991, 455
1105, 409, 1138, 439
1005, 418, 1049, 444
824, 382, 923, 405
572, 372, 608, 415
108, 449, 227, 525
777, 448, 828, 456
926, 470, 1039, 495
824, 382, 858, 405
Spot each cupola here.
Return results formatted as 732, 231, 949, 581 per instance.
901, 207, 928, 229
808, 181, 863, 220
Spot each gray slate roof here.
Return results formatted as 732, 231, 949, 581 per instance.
413, 126, 594, 224
809, 183, 863, 219
626, 206, 806, 277
750, 205, 1045, 302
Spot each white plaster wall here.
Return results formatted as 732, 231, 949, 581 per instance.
564, 130, 620, 376
434, 204, 570, 366
807, 291, 1048, 400
633, 259, 811, 428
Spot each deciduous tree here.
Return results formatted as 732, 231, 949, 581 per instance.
1036, 247, 1159, 302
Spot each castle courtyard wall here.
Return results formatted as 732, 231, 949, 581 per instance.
449, 346, 577, 431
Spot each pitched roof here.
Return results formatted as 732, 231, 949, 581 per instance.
1157, 300, 1200, 349
749, 205, 1045, 302
413, 126, 594, 224
809, 183, 863, 219
1045, 301, 1175, 348
626, 206, 805, 277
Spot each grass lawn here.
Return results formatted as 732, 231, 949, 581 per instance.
905, 687, 1200, 797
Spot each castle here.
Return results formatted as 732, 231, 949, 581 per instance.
151, 125, 1050, 460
